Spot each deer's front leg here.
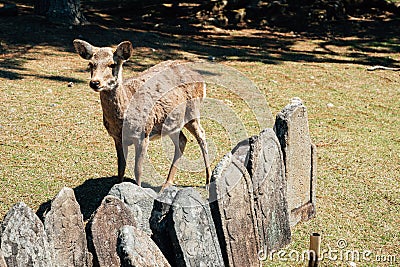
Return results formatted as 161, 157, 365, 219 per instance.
133, 137, 149, 187
114, 138, 128, 183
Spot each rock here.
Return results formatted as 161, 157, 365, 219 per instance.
149, 186, 178, 265
1, 202, 53, 267
169, 188, 224, 267
274, 98, 317, 227
108, 182, 157, 235
117, 225, 170, 267
0, 250, 7, 267
247, 128, 291, 255
44, 187, 92, 267
209, 151, 259, 267
89, 195, 136, 267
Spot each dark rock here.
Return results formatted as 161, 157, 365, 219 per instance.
149, 186, 178, 265
117, 225, 170, 267
169, 188, 224, 267
209, 152, 260, 267
108, 182, 157, 235
274, 98, 317, 227
1, 202, 53, 266
89, 196, 136, 267
44, 187, 92, 267
248, 128, 291, 255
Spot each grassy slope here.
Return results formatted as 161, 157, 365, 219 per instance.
0, 6, 399, 267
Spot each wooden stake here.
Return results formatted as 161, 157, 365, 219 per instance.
308, 233, 321, 267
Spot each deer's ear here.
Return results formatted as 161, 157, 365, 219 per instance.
73, 39, 95, 60
115, 41, 133, 60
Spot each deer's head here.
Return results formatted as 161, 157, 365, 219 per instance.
73, 40, 133, 92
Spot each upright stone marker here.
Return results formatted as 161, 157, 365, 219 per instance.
169, 188, 224, 267
108, 182, 157, 235
89, 195, 136, 267
1, 202, 53, 267
248, 129, 291, 254
274, 98, 317, 227
209, 152, 260, 267
117, 225, 171, 267
44, 187, 92, 267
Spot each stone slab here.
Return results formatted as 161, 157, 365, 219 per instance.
209, 151, 260, 267
0, 250, 7, 267
169, 187, 224, 267
89, 195, 136, 267
117, 225, 170, 267
44, 187, 92, 267
0, 250, 6, 267
1, 202, 53, 267
248, 129, 291, 254
274, 98, 317, 226
108, 182, 157, 235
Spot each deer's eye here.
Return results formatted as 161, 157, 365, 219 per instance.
109, 63, 117, 69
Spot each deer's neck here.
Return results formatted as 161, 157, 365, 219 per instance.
99, 82, 131, 121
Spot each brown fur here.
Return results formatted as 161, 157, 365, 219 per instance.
73, 40, 211, 187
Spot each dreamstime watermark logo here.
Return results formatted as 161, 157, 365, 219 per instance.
258, 239, 397, 264
121, 61, 273, 204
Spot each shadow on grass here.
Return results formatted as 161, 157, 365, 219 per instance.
2, 0, 400, 82
36, 75, 85, 84
36, 176, 134, 221
73, 176, 123, 220
36, 175, 209, 221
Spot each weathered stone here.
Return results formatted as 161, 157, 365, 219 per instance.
248, 128, 291, 255
108, 182, 157, 235
1, 202, 53, 267
149, 186, 178, 265
89, 195, 136, 267
44, 187, 92, 267
274, 98, 317, 227
117, 225, 170, 267
209, 151, 259, 267
0, 250, 7, 267
169, 187, 224, 267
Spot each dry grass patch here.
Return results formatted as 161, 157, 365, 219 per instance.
1, 26, 399, 267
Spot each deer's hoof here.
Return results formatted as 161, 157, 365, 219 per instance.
161, 181, 174, 191
117, 176, 125, 183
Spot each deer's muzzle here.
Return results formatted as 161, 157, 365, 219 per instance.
89, 80, 101, 91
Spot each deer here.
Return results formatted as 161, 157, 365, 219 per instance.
73, 39, 211, 189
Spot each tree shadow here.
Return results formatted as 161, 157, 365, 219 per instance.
2, 1, 400, 81
36, 74, 85, 84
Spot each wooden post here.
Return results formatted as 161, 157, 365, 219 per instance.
308, 233, 321, 267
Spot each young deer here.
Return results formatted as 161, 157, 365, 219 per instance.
73, 39, 211, 188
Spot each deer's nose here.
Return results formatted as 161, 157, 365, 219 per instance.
89, 80, 100, 90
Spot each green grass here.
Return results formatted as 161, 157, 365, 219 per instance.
1, 26, 399, 267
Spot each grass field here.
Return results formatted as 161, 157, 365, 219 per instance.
1, 1, 399, 266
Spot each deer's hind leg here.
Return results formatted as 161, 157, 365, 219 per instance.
185, 119, 211, 185
133, 137, 149, 187
163, 131, 187, 189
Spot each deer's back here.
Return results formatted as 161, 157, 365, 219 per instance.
122, 60, 205, 140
